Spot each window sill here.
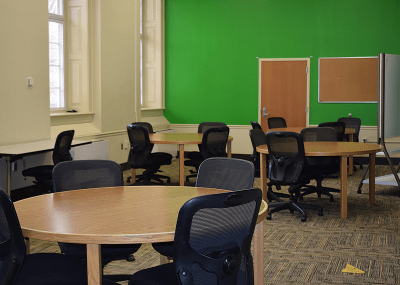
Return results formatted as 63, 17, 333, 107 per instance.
50, 112, 95, 126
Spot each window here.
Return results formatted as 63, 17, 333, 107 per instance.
141, 0, 165, 110
48, 0, 65, 110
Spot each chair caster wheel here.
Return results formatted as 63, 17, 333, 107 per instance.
357, 189, 362, 194
318, 209, 323, 216
329, 197, 334, 202
167, 178, 171, 183
266, 214, 272, 220
126, 254, 135, 262
301, 216, 307, 222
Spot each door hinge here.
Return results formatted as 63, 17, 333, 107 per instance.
306, 67, 308, 73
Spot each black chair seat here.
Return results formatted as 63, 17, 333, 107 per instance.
57, 242, 141, 263
147, 152, 173, 166
130, 263, 177, 285
22, 165, 54, 179
186, 151, 202, 160
16, 253, 118, 285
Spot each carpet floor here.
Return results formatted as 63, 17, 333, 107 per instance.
28, 158, 400, 284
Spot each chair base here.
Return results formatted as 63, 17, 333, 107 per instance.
299, 178, 340, 202
267, 199, 323, 222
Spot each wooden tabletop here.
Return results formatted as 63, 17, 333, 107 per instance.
267, 127, 355, 134
14, 186, 267, 244
149, 133, 233, 145
257, 142, 382, 157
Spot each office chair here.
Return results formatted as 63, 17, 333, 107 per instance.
127, 124, 172, 185
186, 122, 228, 161
0, 189, 118, 285
266, 131, 323, 222
250, 121, 262, 130
52, 160, 141, 281
184, 126, 230, 182
152, 157, 255, 258
131, 188, 262, 285
318, 121, 346, 141
22, 130, 74, 190
249, 129, 290, 204
267, 117, 287, 129
126, 122, 171, 183
299, 127, 340, 202
337, 117, 363, 170
249, 129, 265, 178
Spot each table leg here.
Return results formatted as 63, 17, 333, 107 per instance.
253, 221, 264, 285
260, 153, 268, 202
340, 156, 348, 218
369, 153, 376, 204
349, 133, 354, 175
179, 144, 185, 186
227, 141, 232, 158
6, 157, 11, 196
131, 168, 136, 184
87, 244, 102, 285
24, 237, 30, 255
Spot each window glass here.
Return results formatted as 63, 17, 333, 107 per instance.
48, 0, 63, 15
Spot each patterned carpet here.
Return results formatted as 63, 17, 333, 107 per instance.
28, 158, 400, 284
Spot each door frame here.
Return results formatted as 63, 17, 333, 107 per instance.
258, 58, 310, 127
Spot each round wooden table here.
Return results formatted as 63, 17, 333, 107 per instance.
256, 142, 382, 218
14, 186, 267, 285
268, 127, 357, 174
135, 133, 234, 186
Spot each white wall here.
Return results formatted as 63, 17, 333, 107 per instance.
0, 0, 51, 145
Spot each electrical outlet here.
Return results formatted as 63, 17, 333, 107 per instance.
124, 141, 130, 150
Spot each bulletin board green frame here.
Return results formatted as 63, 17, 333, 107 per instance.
318, 57, 378, 103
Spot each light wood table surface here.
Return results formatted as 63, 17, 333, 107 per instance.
257, 142, 382, 218
131, 133, 233, 186
14, 186, 267, 285
268, 127, 356, 174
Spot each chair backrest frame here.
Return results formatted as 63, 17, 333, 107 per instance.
52, 130, 75, 165
267, 117, 287, 129
200, 127, 230, 160
52, 160, 123, 192
173, 188, 262, 285
195, 157, 255, 191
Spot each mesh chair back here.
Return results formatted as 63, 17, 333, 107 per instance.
249, 129, 267, 171
300, 127, 336, 142
52, 160, 123, 192
337, 117, 361, 142
197, 122, 227, 134
200, 127, 230, 159
0, 190, 26, 285
130, 122, 154, 134
195, 158, 254, 190
267, 117, 287, 129
131, 122, 155, 151
52, 130, 74, 165
300, 127, 337, 166
173, 188, 262, 285
250, 121, 262, 130
318, 122, 346, 141
266, 131, 305, 185
127, 124, 152, 168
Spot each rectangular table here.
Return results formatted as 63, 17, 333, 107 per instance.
0, 139, 91, 196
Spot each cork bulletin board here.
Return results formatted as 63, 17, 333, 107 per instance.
318, 57, 378, 103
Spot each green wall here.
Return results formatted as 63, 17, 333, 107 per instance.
164, 0, 400, 126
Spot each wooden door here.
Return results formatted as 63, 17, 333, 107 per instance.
259, 59, 309, 130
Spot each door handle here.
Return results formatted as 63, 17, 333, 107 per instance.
262, 108, 269, 118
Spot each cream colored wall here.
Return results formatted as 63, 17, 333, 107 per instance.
99, 0, 139, 133
0, 0, 51, 145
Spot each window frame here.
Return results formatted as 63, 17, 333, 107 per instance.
49, 0, 66, 111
